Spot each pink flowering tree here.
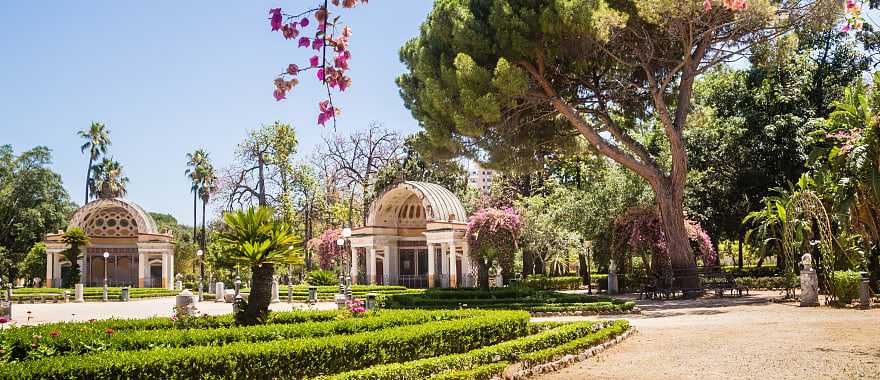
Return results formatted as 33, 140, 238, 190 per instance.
466, 207, 522, 290
307, 228, 345, 270
611, 208, 717, 279
268, 0, 367, 126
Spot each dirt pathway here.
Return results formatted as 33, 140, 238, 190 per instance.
534, 292, 880, 380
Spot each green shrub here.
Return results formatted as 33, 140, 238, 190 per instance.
519, 320, 630, 365
323, 320, 629, 380
0, 311, 530, 379
522, 275, 581, 290
307, 270, 340, 286
0, 310, 476, 362
831, 271, 862, 304
734, 276, 796, 289
429, 362, 508, 380
387, 289, 633, 313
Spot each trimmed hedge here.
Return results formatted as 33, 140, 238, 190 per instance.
387, 288, 634, 313
12, 287, 178, 300
519, 320, 630, 365
0, 310, 475, 362
429, 362, 508, 380
0, 311, 530, 379
522, 275, 581, 290
734, 276, 796, 290
831, 271, 861, 304
322, 320, 629, 380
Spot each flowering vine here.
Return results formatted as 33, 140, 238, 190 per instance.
268, 0, 367, 126
611, 208, 718, 277
307, 228, 345, 270
466, 207, 522, 282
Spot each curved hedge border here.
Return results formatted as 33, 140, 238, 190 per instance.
387, 289, 635, 314
320, 320, 630, 380
0, 310, 476, 362
0, 311, 530, 379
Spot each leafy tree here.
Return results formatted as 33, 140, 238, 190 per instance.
517, 195, 581, 276
19, 243, 47, 286
398, 0, 836, 286
465, 207, 522, 289
0, 145, 75, 282
90, 158, 129, 199
808, 75, 880, 288
307, 228, 345, 271
78, 122, 111, 204
216, 206, 302, 325
0, 247, 15, 285
60, 228, 89, 287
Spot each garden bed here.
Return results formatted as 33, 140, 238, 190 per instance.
0, 308, 630, 379
11, 287, 178, 301
385, 288, 636, 315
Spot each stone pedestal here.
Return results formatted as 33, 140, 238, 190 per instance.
270, 280, 280, 304
859, 273, 872, 309
608, 273, 619, 295
335, 293, 347, 310
799, 254, 819, 307
495, 272, 503, 287
175, 280, 183, 291
74, 284, 84, 303
215, 282, 225, 303
175, 289, 196, 316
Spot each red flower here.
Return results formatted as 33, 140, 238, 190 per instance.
309, 55, 320, 68
300, 18, 310, 27
49, 331, 60, 337
105, 328, 114, 335
298, 37, 310, 48
0, 316, 8, 324
286, 64, 299, 75
273, 88, 286, 101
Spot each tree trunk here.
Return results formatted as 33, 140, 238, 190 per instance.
477, 258, 490, 291
201, 198, 207, 251
868, 245, 879, 292
243, 263, 274, 325
522, 249, 534, 277
656, 187, 698, 290
257, 155, 267, 206
738, 231, 744, 270
192, 190, 198, 245
578, 252, 590, 286
85, 156, 93, 204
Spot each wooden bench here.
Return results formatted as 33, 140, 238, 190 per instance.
698, 269, 749, 297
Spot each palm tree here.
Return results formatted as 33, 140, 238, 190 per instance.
90, 158, 129, 199
216, 206, 302, 325
185, 149, 209, 244
61, 228, 90, 287
78, 122, 111, 204
198, 163, 218, 251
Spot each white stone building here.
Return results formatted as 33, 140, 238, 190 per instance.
467, 162, 496, 193
43, 198, 175, 289
349, 181, 474, 288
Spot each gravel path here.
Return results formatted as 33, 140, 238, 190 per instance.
533, 291, 880, 380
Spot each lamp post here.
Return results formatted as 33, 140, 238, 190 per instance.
102, 251, 109, 302
196, 249, 204, 302
287, 246, 294, 303
341, 227, 352, 285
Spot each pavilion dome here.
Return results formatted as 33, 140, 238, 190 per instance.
68, 198, 159, 237
367, 181, 468, 227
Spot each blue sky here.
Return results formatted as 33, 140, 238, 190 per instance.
1, 1, 433, 224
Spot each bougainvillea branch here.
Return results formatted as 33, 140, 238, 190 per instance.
307, 228, 345, 270
269, 0, 366, 127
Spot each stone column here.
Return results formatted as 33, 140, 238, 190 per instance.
440, 243, 450, 288
427, 243, 436, 288
270, 279, 280, 303
461, 246, 470, 287
161, 252, 170, 289
167, 250, 175, 290
383, 245, 392, 285
448, 242, 458, 288
350, 247, 359, 285
138, 252, 146, 288
45, 252, 53, 288
366, 247, 377, 285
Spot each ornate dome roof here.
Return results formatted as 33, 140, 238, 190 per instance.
367, 181, 467, 227
68, 198, 159, 236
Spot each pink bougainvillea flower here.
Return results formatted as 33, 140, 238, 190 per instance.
300, 18, 310, 27
269, 8, 283, 31
286, 64, 299, 75
317, 68, 325, 81
0, 316, 8, 324
309, 55, 320, 67
273, 88, 286, 101
338, 76, 351, 92
312, 37, 324, 50
704, 0, 712, 11
281, 24, 299, 40
298, 37, 311, 48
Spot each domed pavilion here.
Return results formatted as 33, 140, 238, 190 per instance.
43, 198, 175, 289
350, 181, 473, 288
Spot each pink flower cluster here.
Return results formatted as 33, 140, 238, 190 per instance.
307, 228, 345, 270
268, 1, 366, 125
466, 207, 522, 257
703, 0, 747, 11
347, 299, 366, 314
843, 0, 864, 32
829, 129, 864, 155
612, 208, 718, 273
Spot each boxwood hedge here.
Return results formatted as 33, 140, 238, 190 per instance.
0, 311, 530, 379
387, 288, 634, 313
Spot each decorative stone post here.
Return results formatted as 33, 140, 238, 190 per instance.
800, 253, 819, 307
859, 272, 872, 309
365, 292, 378, 312
215, 282, 225, 303
270, 279, 280, 304
175, 273, 183, 291
608, 260, 619, 295
74, 283, 85, 303
308, 286, 318, 304
175, 289, 196, 316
